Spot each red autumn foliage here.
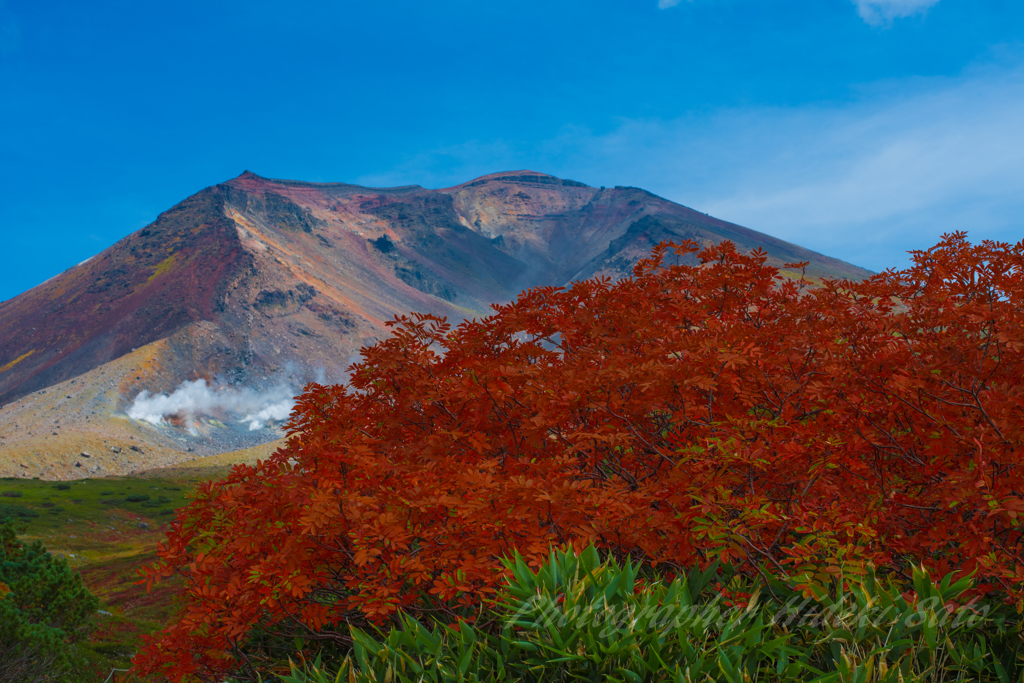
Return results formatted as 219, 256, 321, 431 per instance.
133, 234, 1024, 681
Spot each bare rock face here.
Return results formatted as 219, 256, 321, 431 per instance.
0, 170, 871, 475
0, 169, 872, 407
0, 187, 248, 405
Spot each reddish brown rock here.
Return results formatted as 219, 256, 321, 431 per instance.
0, 170, 870, 409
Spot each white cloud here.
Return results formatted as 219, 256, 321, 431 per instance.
854, 0, 941, 26
361, 61, 1024, 275
653, 0, 939, 22
551, 66, 1024, 272
686, 72, 1024, 271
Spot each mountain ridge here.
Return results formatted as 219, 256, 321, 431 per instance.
0, 170, 871, 414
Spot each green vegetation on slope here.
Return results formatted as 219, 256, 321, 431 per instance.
0, 518, 98, 682
0, 466, 234, 681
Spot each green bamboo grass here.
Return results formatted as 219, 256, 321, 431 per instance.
280, 546, 1024, 683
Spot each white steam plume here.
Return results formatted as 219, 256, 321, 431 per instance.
128, 379, 296, 433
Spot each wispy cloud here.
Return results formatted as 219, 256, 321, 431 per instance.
854, 0, 941, 26
654, 0, 939, 23
561, 65, 1024, 272
367, 60, 1024, 274
680, 69, 1024, 271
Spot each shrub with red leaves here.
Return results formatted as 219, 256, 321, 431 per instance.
134, 233, 1024, 681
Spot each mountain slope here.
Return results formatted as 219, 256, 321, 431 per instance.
0, 170, 871, 418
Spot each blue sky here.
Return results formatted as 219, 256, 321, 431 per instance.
1, 0, 1022, 301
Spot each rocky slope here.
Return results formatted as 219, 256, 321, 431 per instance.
0, 170, 871, 477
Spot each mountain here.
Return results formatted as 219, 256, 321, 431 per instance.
0, 170, 870, 477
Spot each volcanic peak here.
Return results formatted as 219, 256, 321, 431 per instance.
0, 170, 872, 415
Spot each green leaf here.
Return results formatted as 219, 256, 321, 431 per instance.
618, 668, 643, 683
